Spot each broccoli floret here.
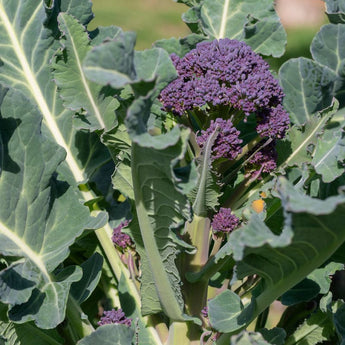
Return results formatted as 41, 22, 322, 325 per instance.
98, 308, 132, 327
211, 207, 239, 234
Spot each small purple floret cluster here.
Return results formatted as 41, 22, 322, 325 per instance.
247, 142, 278, 179
112, 221, 132, 249
196, 118, 243, 160
98, 308, 132, 327
211, 208, 239, 234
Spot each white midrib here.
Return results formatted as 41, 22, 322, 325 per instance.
61, 14, 106, 129
0, 4, 84, 183
0, 4, 144, 321
0, 221, 50, 282
219, 0, 230, 38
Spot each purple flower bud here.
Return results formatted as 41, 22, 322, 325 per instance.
112, 221, 132, 249
201, 306, 209, 318
196, 118, 242, 160
98, 308, 132, 327
211, 208, 239, 233
247, 141, 277, 179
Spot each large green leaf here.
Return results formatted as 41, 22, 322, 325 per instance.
83, 40, 177, 96
130, 126, 198, 321
324, 0, 345, 24
311, 118, 345, 183
77, 324, 134, 345
311, 24, 345, 106
285, 309, 334, 345
0, 0, 148, 337
199, 0, 286, 57
276, 100, 339, 169
211, 178, 345, 333
279, 58, 336, 125
53, 13, 118, 131
0, 89, 106, 328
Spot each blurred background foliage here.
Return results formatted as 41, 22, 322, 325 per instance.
90, 0, 327, 71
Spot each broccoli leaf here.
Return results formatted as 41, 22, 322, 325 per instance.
324, 0, 345, 24
0, 89, 105, 328
53, 13, 119, 131
285, 309, 335, 345
199, 0, 286, 57
210, 178, 345, 333
130, 126, 198, 321
279, 58, 336, 125
77, 324, 134, 345
311, 24, 345, 107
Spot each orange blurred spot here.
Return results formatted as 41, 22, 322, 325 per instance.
252, 199, 265, 213
260, 191, 267, 198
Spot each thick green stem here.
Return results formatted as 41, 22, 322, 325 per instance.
183, 216, 211, 320
65, 296, 94, 340
78, 184, 162, 344
167, 322, 201, 345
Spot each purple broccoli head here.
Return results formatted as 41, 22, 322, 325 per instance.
98, 308, 132, 327
160, 38, 290, 172
196, 118, 243, 160
160, 38, 288, 124
112, 220, 133, 249
211, 208, 239, 234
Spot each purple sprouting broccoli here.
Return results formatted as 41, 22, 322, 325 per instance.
246, 141, 278, 179
211, 208, 239, 234
159, 39, 289, 135
98, 308, 132, 327
112, 220, 133, 249
196, 118, 243, 160
160, 38, 290, 170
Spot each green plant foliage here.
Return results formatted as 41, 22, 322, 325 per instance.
199, 0, 286, 57
0, 0, 344, 344
77, 324, 134, 345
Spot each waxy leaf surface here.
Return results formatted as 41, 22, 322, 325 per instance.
200, 0, 286, 57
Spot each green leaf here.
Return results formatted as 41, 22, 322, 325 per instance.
280, 279, 320, 306
53, 13, 118, 131
0, 90, 107, 328
191, 128, 221, 216
311, 24, 345, 106
311, 120, 345, 183
230, 331, 271, 345
217, 177, 345, 331
154, 34, 205, 57
77, 324, 134, 345
285, 309, 335, 345
0, 319, 63, 345
334, 303, 345, 344
82, 32, 137, 89
0, 0, 144, 333
259, 328, 286, 345
112, 163, 134, 200
279, 58, 336, 125
208, 290, 252, 332
199, 0, 286, 57
83, 37, 176, 95
131, 127, 198, 321
70, 253, 103, 304
277, 100, 339, 169
118, 274, 161, 345
281, 261, 344, 307
324, 0, 345, 24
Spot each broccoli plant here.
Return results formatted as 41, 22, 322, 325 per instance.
0, 0, 345, 345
